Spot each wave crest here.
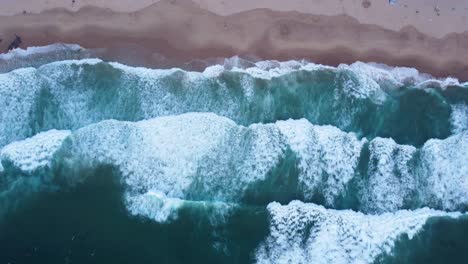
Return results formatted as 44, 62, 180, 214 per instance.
1, 58, 465, 148
1, 113, 466, 220
255, 201, 461, 264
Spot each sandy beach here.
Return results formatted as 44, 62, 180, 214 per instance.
1, 0, 468, 79
1, 2, 468, 263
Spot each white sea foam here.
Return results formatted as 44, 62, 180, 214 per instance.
71, 55, 468, 89
127, 191, 237, 223
5, 45, 463, 88
0, 113, 465, 222
256, 201, 461, 264
202, 64, 226, 78
61, 118, 468, 215
361, 138, 417, 213
0, 130, 70, 173
0, 68, 46, 146
0, 44, 83, 61
451, 104, 468, 134
1, 56, 465, 149
225, 58, 466, 90
0, 129, 70, 216
233, 60, 330, 80
343, 61, 428, 87
0, 53, 465, 233
418, 77, 463, 90
276, 119, 366, 206
66, 113, 235, 197
61, 113, 286, 221
45, 58, 103, 67
126, 191, 184, 222
418, 132, 468, 211
359, 132, 468, 213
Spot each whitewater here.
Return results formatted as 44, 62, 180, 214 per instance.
0, 45, 467, 263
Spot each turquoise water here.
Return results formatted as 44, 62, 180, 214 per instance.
0, 48, 467, 263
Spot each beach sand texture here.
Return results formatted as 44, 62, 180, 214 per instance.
1, 0, 468, 79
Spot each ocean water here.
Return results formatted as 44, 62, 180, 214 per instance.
0, 45, 467, 263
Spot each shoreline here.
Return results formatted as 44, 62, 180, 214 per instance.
1, 0, 468, 80
2, 0, 468, 37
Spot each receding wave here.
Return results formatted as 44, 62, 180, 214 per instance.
0, 44, 92, 73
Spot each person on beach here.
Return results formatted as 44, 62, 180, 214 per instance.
7, 34, 22, 51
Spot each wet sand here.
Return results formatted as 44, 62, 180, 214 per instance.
1, 0, 468, 79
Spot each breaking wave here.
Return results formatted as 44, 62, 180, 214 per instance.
1, 113, 466, 220
1, 58, 467, 148
256, 201, 462, 264
0, 50, 467, 263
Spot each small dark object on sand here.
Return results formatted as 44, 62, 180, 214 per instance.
434, 6, 441, 16
362, 0, 371, 8
7, 35, 22, 51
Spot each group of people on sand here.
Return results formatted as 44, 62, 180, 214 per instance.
0, 34, 22, 52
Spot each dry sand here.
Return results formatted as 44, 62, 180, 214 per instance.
1, 0, 468, 79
